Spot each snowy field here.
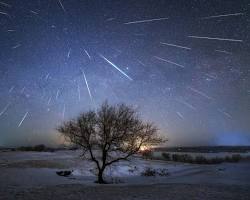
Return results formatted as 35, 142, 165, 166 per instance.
0, 150, 250, 199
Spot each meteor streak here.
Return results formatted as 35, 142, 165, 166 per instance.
188, 87, 213, 100
188, 35, 243, 42
99, 54, 133, 80
45, 73, 50, 81
124, 17, 168, 25
176, 112, 184, 120
0, 11, 10, 18
56, 89, 60, 100
0, 1, 11, 7
160, 42, 191, 50
67, 48, 71, 58
47, 96, 52, 106
154, 56, 185, 68
9, 86, 15, 93
0, 103, 10, 117
83, 49, 91, 60
81, 69, 93, 101
18, 111, 29, 127
21, 87, 25, 94
201, 13, 244, 20
58, 0, 66, 13
62, 104, 65, 119
205, 73, 217, 80
218, 109, 232, 119
77, 83, 81, 101
137, 60, 146, 66
177, 99, 196, 110
215, 49, 232, 55
12, 44, 21, 49
106, 17, 115, 21
30, 10, 39, 15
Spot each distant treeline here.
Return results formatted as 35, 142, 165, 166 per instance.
142, 151, 242, 164
0, 144, 78, 152
154, 146, 250, 153
16, 144, 56, 152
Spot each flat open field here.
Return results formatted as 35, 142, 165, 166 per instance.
1, 150, 250, 200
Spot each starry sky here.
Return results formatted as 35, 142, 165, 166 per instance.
0, 0, 250, 147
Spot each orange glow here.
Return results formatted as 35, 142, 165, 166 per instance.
140, 145, 150, 151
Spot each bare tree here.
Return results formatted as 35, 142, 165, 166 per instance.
57, 102, 165, 183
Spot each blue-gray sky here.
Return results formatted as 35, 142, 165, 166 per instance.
0, 0, 250, 147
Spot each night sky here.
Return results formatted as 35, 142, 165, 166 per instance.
0, 0, 250, 147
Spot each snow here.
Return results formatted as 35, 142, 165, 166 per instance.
1, 150, 250, 187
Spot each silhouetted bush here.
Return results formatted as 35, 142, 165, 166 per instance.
185, 155, 194, 163
171, 154, 178, 162
228, 154, 242, 162
141, 167, 169, 177
33, 144, 46, 151
162, 153, 171, 160
141, 150, 153, 159
194, 155, 208, 164
157, 168, 169, 176
141, 167, 157, 176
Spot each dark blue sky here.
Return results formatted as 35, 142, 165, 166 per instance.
0, 0, 250, 147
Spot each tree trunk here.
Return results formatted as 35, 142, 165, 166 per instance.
97, 169, 106, 184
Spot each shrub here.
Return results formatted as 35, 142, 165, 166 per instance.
142, 150, 153, 159
172, 154, 179, 162
33, 144, 46, 152
230, 154, 242, 162
194, 155, 207, 164
162, 153, 171, 160
128, 166, 138, 174
157, 168, 169, 176
141, 167, 157, 176
141, 167, 170, 177
184, 155, 194, 163
225, 156, 231, 162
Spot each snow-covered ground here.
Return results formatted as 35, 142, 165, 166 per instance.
1, 150, 250, 187
1, 150, 250, 200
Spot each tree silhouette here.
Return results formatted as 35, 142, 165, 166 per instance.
57, 102, 164, 183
